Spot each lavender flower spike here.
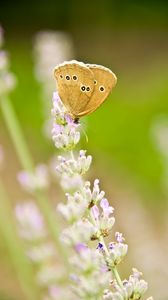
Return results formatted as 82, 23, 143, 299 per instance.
51, 92, 80, 151
52, 84, 151, 299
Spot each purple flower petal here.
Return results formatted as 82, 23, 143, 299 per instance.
91, 205, 100, 220
75, 243, 88, 253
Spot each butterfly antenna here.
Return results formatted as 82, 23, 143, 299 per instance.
81, 126, 89, 143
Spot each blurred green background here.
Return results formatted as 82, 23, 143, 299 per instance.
0, 0, 168, 299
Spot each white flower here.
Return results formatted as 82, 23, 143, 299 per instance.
56, 150, 92, 176
57, 191, 88, 223
52, 122, 80, 150
112, 269, 148, 300
107, 236, 128, 267
85, 179, 106, 206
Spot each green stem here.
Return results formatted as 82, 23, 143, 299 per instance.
70, 150, 75, 160
112, 266, 124, 289
0, 94, 68, 267
0, 180, 40, 300
0, 94, 33, 171
99, 236, 123, 288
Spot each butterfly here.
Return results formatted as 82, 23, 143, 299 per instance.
54, 60, 117, 121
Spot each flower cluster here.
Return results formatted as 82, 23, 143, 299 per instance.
71, 245, 110, 299
104, 269, 150, 300
0, 25, 16, 96
56, 150, 92, 176
15, 201, 70, 300
15, 201, 47, 240
17, 163, 49, 192
51, 92, 80, 150
52, 92, 152, 299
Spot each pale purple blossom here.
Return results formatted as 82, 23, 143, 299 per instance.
70, 247, 110, 299
56, 150, 92, 176
115, 232, 125, 243
15, 200, 67, 297
15, 201, 47, 240
50, 154, 84, 190
91, 200, 115, 238
92, 205, 100, 220
107, 240, 128, 267
52, 121, 80, 150
57, 191, 88, 223
101, 198, 114, 217
51, 92, 80, 150
18, 164, 49, 192
112, 269, 148, 300
75, 243, 88, 253
62, 219, 96, 246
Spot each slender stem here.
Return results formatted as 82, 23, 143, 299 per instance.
0, 94, 33, 171
70, 150, 75, 160
112, 266, 124, 289
0, 180, 40, 300
0, 94, 68, 267
99, 234, 123, 288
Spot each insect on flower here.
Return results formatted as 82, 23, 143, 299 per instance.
54, 60, 117, 121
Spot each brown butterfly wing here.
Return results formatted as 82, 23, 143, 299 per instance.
54, 60, 95, 118
77, 64, 117, 117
